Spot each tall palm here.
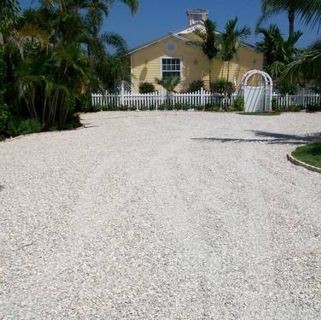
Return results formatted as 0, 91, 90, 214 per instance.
0, 0, 20, 43
41, 0, 138, 15
256, 24, 302, 78
193, 19, 220, 89
283, 40, 321, 84
220, 17, 250, 82
257, 0, 321, 39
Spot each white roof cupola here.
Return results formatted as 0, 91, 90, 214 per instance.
186, 9, 209, 26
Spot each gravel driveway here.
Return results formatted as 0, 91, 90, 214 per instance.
1, 111, 321, 319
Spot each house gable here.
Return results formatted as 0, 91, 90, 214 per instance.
130, 36, 208, 92
129, 11, 263, 92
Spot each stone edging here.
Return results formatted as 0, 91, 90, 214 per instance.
287, 153, 321, 174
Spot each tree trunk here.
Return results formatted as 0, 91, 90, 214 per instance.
227, 61, 230, 83
288, 7, 295, 39
209, 59, 212, 91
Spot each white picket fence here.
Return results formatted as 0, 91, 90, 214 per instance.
272, 93, 321, 108
91, 88, 237, 110
91, 88, 321, 110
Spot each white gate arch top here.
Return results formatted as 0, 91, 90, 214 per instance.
241, 69, 273, 112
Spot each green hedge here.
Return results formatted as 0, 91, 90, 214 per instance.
89, 103, 226, 112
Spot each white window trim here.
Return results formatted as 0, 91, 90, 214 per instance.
160, 56, 183, 81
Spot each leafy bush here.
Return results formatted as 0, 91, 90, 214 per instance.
139, 82, 155, 94
306, 104, 321, 112
187, 80, 204, 92
275, 82, 298, 95
6, 116, 42, 136
75, 93, 93, 112
60, 114, 82, 130
288, 104, 304, 112
157, 76, 180, 92
204, 104, 221, 112
0, 103, 9, 135
233, 96, 244, 111
211, 79, 236, 96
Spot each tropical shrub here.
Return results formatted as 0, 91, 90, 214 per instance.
288, 104, 304, 112
139, 82, 155, 93
187, 80, 204, 92
204, 104, 221, 111
211, 79, 236, 96
233, 96, 244, 111
306, 104, 321, 112
0, 104, 9, 135
157, 76, 180, 92
6, 116, 42, 136
275, 82, 298, 95
0, 0, 139, 139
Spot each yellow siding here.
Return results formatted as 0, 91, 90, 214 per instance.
213, 46, 263, 88
130, 35, 263, 92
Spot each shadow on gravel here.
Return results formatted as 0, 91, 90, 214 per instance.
0, 185, 4, 192
192, 131, 321, 145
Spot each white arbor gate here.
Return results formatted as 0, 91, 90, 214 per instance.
241, 70, 273, 112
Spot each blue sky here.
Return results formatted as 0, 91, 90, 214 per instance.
20, 0, 320, 49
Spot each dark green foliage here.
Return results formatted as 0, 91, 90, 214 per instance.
0, 104, 10, 135
204, 104, 221, 112
192, 19, 220, 85
257, 0, 321, 39
272, 97, 280, 111
139, 82, 155, 93
0, 46, 10, 136
202, 20, 220, 60
306, 103, 321, 112
256, 24, 302, 79
288, 104, 304, 112
276, 82, 298, 94
0, 0, 20, 36
221, 18, 250, 82
187, 80, 204, 92
59, 114, 82, 130
211, 79, 236, 96
157, 76, 180, 92
6, 116, 42, 136
272, 101, 304, 112
284, 40, 321, 86
233, 96, 245, 111
0, 0, 139, 139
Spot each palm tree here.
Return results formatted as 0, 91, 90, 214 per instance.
193, 19, 220, 89
0, 0, 20, 43
220, 17, 250, 82
256, 24, 302, 78
0, 0, 140, 136
257, 0, 321, 39
283, 40, 321, 85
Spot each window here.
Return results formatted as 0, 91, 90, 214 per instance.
161, 58, 181, 80
193, 14, 203, 22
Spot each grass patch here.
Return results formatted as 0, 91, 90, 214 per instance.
238, 112, 281, 116
292, 140, 321, 169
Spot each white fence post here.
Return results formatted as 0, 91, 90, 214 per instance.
120, 82, 125, 106
200, 87, 205, 106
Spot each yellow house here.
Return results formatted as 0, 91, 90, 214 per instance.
128, 9, 263, 92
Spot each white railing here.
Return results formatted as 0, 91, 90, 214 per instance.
92, 88, 237, 110
91, 89, 321, 110
272, 93, 321, 108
